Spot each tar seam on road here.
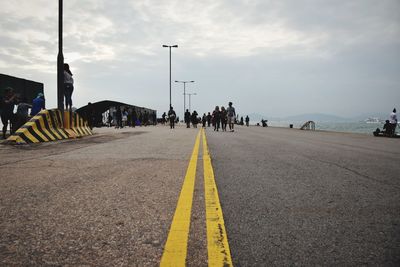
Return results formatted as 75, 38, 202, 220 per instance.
160, 130, 201, 267
202, 128, 233, 267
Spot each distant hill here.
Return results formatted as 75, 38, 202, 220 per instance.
246, 113, 279, 122
246, 113, 349, 122
282, 113, 349, 122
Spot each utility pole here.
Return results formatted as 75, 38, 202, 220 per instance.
57, 0, 64, 112
162, 45, 178, 109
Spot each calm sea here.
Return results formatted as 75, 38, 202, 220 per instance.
256, 121, 387, 135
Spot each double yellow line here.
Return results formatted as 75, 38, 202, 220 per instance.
160, 128, 233, 267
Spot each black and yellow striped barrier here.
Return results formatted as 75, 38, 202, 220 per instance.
6, 109, 92, 144
63, 111, 92, 138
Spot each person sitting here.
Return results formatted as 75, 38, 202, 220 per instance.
382, 120, 392, 136
261, 119, 268, 127
389, 108, 397, 136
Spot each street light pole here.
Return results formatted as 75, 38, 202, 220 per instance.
187, 92, 197, 113
175, 80, 194, 117
162, 45, 178, 109
57, 0, 64, 112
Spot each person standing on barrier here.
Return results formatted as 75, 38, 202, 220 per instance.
1, 87, 17, 139
64, 63, 74, 110
168, 106, 176, 129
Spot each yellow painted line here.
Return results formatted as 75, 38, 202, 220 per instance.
202, 128, 233, 267
160, 130, 202, 267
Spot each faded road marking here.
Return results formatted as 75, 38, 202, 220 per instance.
160, 130, 201, 266
202, 128, 233, 267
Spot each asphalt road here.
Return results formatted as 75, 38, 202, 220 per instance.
0, 125, 399, 266
0, 126, 201, 266
206, 126, 400, 266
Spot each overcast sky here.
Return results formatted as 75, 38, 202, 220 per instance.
1, 0, 399, 118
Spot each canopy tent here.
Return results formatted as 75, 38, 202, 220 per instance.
76, 100, 157, 127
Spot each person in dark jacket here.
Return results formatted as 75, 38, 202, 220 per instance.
184, 109, 191, 128
168, 106, 176, 129
191, 110, 198, 128
220, 106, 227, 131
202, 113, 207, 128
1, 87, 17, 138
115, 106, 122, 129
212, 106, 221, 131
207, 112, 212, 127
30, 93, 45, 116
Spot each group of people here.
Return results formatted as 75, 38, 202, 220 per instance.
107, 108, 157, 129
209, 102, 236, 132
0, 87, 45, 139
163, 102, 238, 131
375, 108, 398, 137
185, 109, 199, 128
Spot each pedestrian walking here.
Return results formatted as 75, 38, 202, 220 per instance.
191, 110, 198, 128
122, 109, 128, 127
1, 87, 17, 139
184, 109, 191, 128
207, 112, 212, 127
227, 102, 236, 132
64, 63, 74, 110
220, 106, 227, 131
168, 106, 176, 129
202, 113, 207, 128
213, 106, 221, 131
245, 115, 250, 127
107, 112, 113, 127
132, 109, 138, 127
161, 112, 166, 125
115, 106, 122, 129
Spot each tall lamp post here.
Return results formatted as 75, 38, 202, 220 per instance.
57, 0, 64, 112
187, 92, 197, 113
175, 80, 194, 116
162, 44, 178, 109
